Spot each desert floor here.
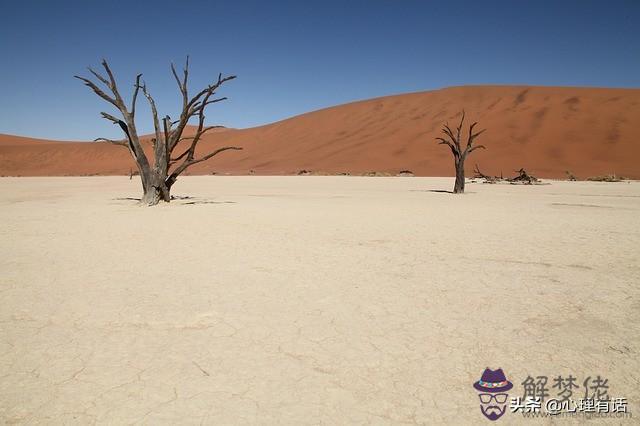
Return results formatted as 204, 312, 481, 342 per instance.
1, 176, 639, 424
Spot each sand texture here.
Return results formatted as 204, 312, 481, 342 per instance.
1, 86, 640, 179
1, 176, 639, 424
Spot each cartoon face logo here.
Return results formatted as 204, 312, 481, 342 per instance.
473, 368, 513, 421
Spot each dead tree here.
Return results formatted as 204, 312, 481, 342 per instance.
75, 58, 241, 205
473, 164, 498, 183
473, 164, 490, 180
509, 168, 539, 184
435, 111, 486, 193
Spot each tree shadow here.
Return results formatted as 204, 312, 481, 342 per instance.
426, 189, 455, 194
409, 189, 454, 194
111, 196, 236, 205
181, 201, 237, 205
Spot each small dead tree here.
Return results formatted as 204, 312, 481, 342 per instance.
473, 164, 499, 183
435, 111, 486, 193
75, 58, 241, 205
509, 168, 539, 184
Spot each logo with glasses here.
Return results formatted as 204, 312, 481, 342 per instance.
473, 368, 513, 421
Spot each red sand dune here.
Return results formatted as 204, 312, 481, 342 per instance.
1, 86, 639, 179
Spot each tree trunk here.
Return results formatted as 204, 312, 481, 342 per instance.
140, 170, 171, 206
454, 158, 465, 193
141, 185, 171, 205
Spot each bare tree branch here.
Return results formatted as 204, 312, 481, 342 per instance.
168, 146, 242, 184
131, 74, 143, 116
442, 124, 460, 152
464, 122, 486, 154
456, 110, 465, 144
100, 60, 117, 90
74, 76, 118, 107
171, 61, 188, 105
468, 144, 486, 153
469, 128, 486, 144
192, 146, 242, 165
436, 137, 458, 157
170, 126, 226, 164
184, 76, 237, 115
141, 82, 161, 143
169, 148, 191, 164
100, 112, 120, 123
202, 97, 228, 108
94, 137, 127, 147
87, 67, 111, 87
97, 60, 128, 114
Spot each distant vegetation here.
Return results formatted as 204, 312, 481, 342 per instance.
565, 171, 577, 181
586, 174, 626, 182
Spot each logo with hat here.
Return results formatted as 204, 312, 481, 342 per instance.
473, 368, 513, 421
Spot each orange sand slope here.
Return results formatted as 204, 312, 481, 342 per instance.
1, 86, 639, 178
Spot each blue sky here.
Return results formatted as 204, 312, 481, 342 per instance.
1, 0, 638, 140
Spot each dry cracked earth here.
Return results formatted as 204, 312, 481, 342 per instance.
1, 176, 639, 424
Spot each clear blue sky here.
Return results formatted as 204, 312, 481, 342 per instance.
1, 0, 638, 140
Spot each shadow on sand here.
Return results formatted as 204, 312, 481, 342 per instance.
425, 189, 454, 194
112, 196, 236, 205
409, 189, 455, 194
182, 201, 236, 205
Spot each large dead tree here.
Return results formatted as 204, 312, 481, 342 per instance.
435, 111, 486, 193
75, 58, 241, 205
